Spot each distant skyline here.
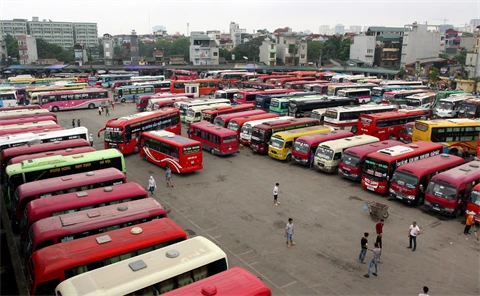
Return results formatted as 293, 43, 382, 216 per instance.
0, 0, 477, 35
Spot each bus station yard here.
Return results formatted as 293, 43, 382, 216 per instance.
51, 103, 480, 296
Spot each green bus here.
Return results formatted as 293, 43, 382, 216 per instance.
436, 90, 466, 100
5, 149, 125, 209
269, 96, 322, 116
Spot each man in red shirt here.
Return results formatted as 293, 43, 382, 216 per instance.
376, 219, 384, 234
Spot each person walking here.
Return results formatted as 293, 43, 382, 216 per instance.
408, 221, 422, 251
285, 218, 295, 248
98, 106, 103, 115
166, 166, 173, 187
375, 219, 384, 235
77, 119, 81, 127
148, 176, 156, 196
105, 106, 110, 116
359, 232, 369, 264
111, 100, 115, 109
72, 119, 75, 128
464, 211, 475, 235
309, 152, 315, 169
419, 286, 429, 296
88, 134, 94, 147
273, 183, 280, 206
363, 242, 381, 278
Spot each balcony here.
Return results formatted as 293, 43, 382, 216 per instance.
383, 48, 399, 52
382, 56, 398, 61
18, 45, 27, 50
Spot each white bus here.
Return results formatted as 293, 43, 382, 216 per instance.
239, 116, 294, 145
55, 236, 228, 296
314, 135, 379, 173
434, 95, 470, 118
336, 88, 371, 104
203, 70, 247, 79
379, 80, 424, 87
175, 99, 230, 122
7, 75, 33, 83
214, 89, 239, 101
130, 75, 165, 83
185, 103, 231, 124
0, 127, 88, 151
401, 93, 436, 108
0, 91, 18, 108
323, 105, 397, 134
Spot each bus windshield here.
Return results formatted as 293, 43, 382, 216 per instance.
270, 100, 279, 108
391, 171, 417, 189
436, 101, 454, 111
228, 121, 240, 131
341, 153, 361, 168
105, 130, 123, 143
316, 146, 334, 160
406, 99, 421, 107
459, 104, 476, 115
222, 135, 237, 143
294, 141, 309, 154
371, 89, 383, 97
426, 181, 457, 200
471, 190, 480, 206
251, 129, 266, 142
363, 158, 389, 179
270, 137, 284, 149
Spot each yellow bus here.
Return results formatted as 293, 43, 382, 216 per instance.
412, 118, 480, 155
268, 125, 333, 162
30, 77, 78, 85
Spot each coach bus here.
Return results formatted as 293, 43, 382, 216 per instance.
98, 108, 181, 154
380, 80, 424, 87
140, 130, 203, 173
338, 140, 402, 181
336, 88, 371, 103
424, 161, 480, 217
361, 141, 444, 194
0, 108, 52, 120
256, 92, 316, 112
132, 80, 170, 94
130, 75, 165, 83
268, 125, 333, 162
284, 80, 328, 90
458, 97, 480, 119
288, 96, 359, 118
188, 121, 239, 155
8, 146, 95, 168
201, 104, 256, 123
236, 89, 298, 105
27, 218, 186, 296
0, 91, 18, 108
227, 113, 279, 136
327, 83, 377, 96
389, 154, 465, 206
171, 79, 222, 95
323, 105, 397, 134
115, 85, 155, 103
213, 110, 266, 127
434, 95, 470, 119
251, 117, 320, 154
15, 168, 126, 234
382, 89, 428, 104
357, 109, 430, 141
5, 150, 125, 209
390, 92, 436, 108
176, 99, 230, 122
135, 93, 194, 112
170, 69, 199, 80
0, 121, 61, 136
412, 118, 480, 156
466, 184, 480, 224
214, 89, 239, 102
0, 114, 57, 126
55, 236, 228, 296
22, 182, 148, 241
0, 105, 41, 111
185, 102, 239, 124
239, 116, 293, 146
292, 130, 353, 166
99, 74, 137, 88
151, 97, 195, 111
39, 88, 109, 112
24, 198, 167, 260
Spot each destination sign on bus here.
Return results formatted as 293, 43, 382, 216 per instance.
183, 145, 201, 155
395, 149, 441, 167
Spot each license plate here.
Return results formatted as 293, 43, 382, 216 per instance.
367, 186, 374, 191
433, 207, 440, 211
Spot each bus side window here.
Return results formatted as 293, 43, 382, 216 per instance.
334, 152, 342, 161
285, 141, 292, 149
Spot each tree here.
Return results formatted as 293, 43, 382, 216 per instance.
307, 41, 324, 64
322, 35, 342, 60
169, 37, 190, 60
97, 41, 104, 58
232, 36, 265, 60
219, 48, 232, 61
439, 53, 450, 60
398, 67, 406, 79
113, 45, 121, 55
339, 38, 352, 61
453, 51, 467, 65
35, 38, 74, 63
429, 67, 440, 83
138, 41, 156, 57
4, 34, 19, 60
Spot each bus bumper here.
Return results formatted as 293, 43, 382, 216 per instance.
292, 155, 309, 165
388, 189, 416, 204
268, 150, 286, 161
338, 169, 360, 181
423, 201, 455, 216
315, 163, 337, 173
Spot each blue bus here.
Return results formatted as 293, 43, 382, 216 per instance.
100, 74, 137, 88
114, 85, 155, 102
370, 85, 428, 102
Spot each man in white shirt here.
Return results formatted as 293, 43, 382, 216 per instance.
408, 221, 421, 252
273, 183, 280, 206
419, 286, 429, 296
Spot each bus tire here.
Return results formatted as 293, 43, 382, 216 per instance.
88, 103, 95, 109
52, 106, 59, 112
351, 126, 358, 135
210, 149, 215, 155
134, 145, 140, 153
286, 154, 292, 163
388, 134, 394, 140
121, 98, 126, 103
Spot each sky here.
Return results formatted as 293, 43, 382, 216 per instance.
0, 0, 478, 36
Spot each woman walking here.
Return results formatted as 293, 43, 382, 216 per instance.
148, 176, 157, 196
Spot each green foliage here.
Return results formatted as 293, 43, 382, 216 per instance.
219, 48, 232, 61
453, 51, 466, 65
429, 67, 440, 82
323, 35, 342, 60
439, 53, 450, 60
139, 41, 156, 57
97, 41, 104, 58
4, 34, 19, 60
231, 36, 265, 60
288, 44, 296, 54
307, 41, 324, 63
398, 67, 406, 79
35, 38, 74, 63
113, 45, 121, 55
339, 38, 352, 61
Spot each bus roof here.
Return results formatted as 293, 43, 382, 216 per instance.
109, 108, 178, 124
438, 96, 471, 102
342, 140, 402, 159
296, 130, 354, 145
326, 104, 396, 113
360, 109, 428, 119
365, 141, 443, 162
0, 126, 87, 148
272, 125, 332, 137
161, 267, 271, 296
255, 117, 320, 130
229, 113, 279, 126
38, 88, 106, 96
462, 98, 480, 105
337, 88, 371, 92
202, 104, 254, 114
190, 121, 238, 137
384, 89, 428, 95
15, 168, 125, 198
55, 236, 227, 296
1, 139, 90, 160
241, 116, 293, 128
214, 110, 266, 123
404, 92, 436, 99
118, 85, 154, 89
394, 154, 465, 177
430, 161, 480, 186
415, 118, 480, 126
319, 135, 379, 150
143, 130, 201, 145
9, 146, 95, 165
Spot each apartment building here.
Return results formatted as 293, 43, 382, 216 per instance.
400, 23, 441, 68
73, 22, 98, 48
259, 39, 276, 66
17, 35, 38, 64
0, 38, 7, 62
189, 34, 219, 65
0, 19, 28, 37
276, 34, 307, 66
230, 22, 246, 48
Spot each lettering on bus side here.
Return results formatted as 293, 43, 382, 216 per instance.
395, 149, 441, 167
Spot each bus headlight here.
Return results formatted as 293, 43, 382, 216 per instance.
389, 188, 395, 194
407, 195, 415, 200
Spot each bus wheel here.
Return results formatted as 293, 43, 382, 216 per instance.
88, 103, 95, 109
134, 146, 139, 153
286, 154, 292, 163
351, 126, 358, 135
52, 106, 59, 112
388, 134, 394, 140
210, 149, 215, 155
121, 99, 126, 103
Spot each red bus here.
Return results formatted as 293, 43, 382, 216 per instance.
220, 72, 248, 85
171, 79, 221, 95
458, 98, 480, 119
24, 198, 167, 260
139, 130, 203, 173
268, 76, 315, 87
170, 69, 199, 80
292, 130, 353, 166
0, 122, 62, 136
240, 81, 277, 90
424, 160, 480, 217
0, 105, 42, 111
389, 154, 465, 205
22, 182, 147, 237
214, 110, 266, 127
152, 97, 196, 111
398, 122, 415, 143
27, 218, 187, 296
111, 80, 130, 90
136, 93, 195, 112
466, 183, 480, 223
227, 113, 279, 136
12, 168, 126, 231
188, 121, 239, 155
97, 108, 181, 154
338, 140, 402, 181
361, 141, 444, 194
8, 146, 95, 167
357, 109, 430, 141
236, 89, 298, 105
161, 267, 272, 296
201, 104, 256, 123
0, 139, 90, 181
250, 118, 320, 154
0, 109, 57, 121
0, 115, 57, 126
257, 75, 294, 83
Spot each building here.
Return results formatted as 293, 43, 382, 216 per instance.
400, 23, 441, 68
74, 43, 87, 66
207, 30, 221, 46
189, 34, 219, 65
0, 38, 7, 63
102, 33, 114, 65
259, 38, 276, 66
35, 58, 59, 65
348, 25, 362, 34
0, 17, 97, 50
470, 19, 480, 33
17, 35, 37, 65
276, 34, 307, 66
334, 24, 345, 35
229, 22, 246, 48
349, 35, 375, 66
130, 30, 139, 65
318, 25, 330, 35
466, 27, 480, 78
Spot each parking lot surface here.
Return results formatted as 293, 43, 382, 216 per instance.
57, 103, 480, 296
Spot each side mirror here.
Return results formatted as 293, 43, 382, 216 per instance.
419, 184, 424, 193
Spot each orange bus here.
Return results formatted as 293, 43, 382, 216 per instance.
170, 79, 222, 95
